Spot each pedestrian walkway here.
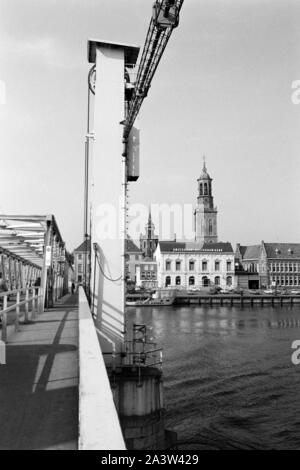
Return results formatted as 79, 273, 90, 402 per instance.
0, 293, 79, 450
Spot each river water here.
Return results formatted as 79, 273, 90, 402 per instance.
126, 305, 300, 450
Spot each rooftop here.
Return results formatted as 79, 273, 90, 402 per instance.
74, 239, 91, 253
88, 39, 140, 65
158, 241, 233, 253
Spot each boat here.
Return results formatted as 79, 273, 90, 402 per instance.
126, 297, 174, 307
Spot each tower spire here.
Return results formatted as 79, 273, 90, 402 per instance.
203, 155, 206, 172
148, 206, 152, 224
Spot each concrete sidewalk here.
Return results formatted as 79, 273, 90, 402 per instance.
0, 294, 79, 450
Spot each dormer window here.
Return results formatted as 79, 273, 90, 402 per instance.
288, 248, 293, 255
275, 248, 280, 254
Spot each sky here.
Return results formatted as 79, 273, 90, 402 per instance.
0, 0, 300, 251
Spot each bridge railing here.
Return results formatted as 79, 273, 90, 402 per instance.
0, 287, 43, 342
78, 286, 126, 450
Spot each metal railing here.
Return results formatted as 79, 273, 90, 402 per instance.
0, 287, 43, 342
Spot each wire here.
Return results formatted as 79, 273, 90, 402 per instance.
93, 243, 123, 282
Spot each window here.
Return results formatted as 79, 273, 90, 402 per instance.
227, 261, 232, 271
189, 276, 195, 286
165, 276, 171, 287
202, 276, 209, 287
189, 260, 195, 271
78, 254, 82, 261
135, 255, 139, 260
215, 276, 220, 286
226, 276, 232, 287
166, 260, 171, 271
78, 275, 82, 282
209, 219, 213, 235
202, 261, 207, 271
204, 183, 208, 195
176, 260, 181, 271
78, 264, 83, 273
200, 184, 203, 196
176, 276, 181, 285
215, 261, 220, 271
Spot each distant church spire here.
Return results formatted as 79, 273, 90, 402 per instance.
203, 155, 206, 172
139, 206, 159, 259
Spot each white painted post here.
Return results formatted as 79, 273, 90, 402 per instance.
24, 288, 29, 322
31, 288, 36, 319
15, 290, 20, 331
88, 40, 139, 360
1, 295, 7, 342
38, 287, 43, 314
41, 219, 52, 310
0, 340, 5, 364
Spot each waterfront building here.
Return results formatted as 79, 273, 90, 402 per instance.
125, 238, 143, 283
154, 159, 235, 289
236, 241, 300, 289
136, 260, 158, 290
139, 210, 159, 259
74, 239, 90, 286
155, 241, 235, 289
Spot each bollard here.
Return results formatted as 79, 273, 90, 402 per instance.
0, 340, 6, 364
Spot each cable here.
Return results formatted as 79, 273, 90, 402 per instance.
93, 243, 123, 282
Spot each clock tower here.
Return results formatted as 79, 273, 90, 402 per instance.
194, 158, 218, 245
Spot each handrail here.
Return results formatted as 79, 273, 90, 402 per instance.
0, 287, 35, 297
78, 287, 126, 450
0, 287, 43, 342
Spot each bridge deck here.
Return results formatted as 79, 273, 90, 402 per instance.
0, 293, 78, 450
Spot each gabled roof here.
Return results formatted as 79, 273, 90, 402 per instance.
126, 239, 141, 253
242, 245, 261, 260
264, 243, 300, 259
74, 239, 91, 253
236, 244, 248, 257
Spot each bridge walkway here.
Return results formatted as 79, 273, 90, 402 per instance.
0, 293, 78, 450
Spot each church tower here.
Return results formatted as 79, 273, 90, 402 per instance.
140, 209, 159, 259
194, 158, 218, 245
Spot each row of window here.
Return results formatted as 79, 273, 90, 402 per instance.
272, 277, 300, 286
165, 275, 233, 287
141, 272, 157, 280
77, 254, 91, 261
270, 263, 300, 272
165, 260, 232, 272
244, 263, 300, 273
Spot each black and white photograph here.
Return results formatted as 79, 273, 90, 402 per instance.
0, 0, 300, 453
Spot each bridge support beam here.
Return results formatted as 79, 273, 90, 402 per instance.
88, 40, 139, 359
